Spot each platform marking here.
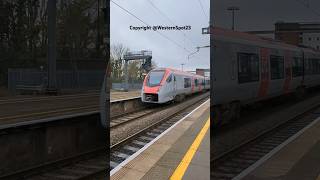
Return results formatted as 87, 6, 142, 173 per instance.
233, 116, 320, 180
110, 98, 210, 176
170, 117, 210, 180
110, 96, 141, 103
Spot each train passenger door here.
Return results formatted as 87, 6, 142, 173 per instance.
166, 74, 174, 99
173, 75, 177, 93
283, 51, 292, 94
258, 48, 270, 98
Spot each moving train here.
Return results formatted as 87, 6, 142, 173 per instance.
99, 67, 210, 128
212, 27, 320, 126
141, 68, 210, 103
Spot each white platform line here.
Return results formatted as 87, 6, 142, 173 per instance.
110, 96, 141, 103
110, 98, 210, 176
233, 116, 320, 180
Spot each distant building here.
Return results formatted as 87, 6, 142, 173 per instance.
275, 22, 320, 50
196, 68, 210, 77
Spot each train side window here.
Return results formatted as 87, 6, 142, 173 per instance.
315, 59, 320, 74
312, 59, 317, 74
292, 57, 303, 77
184, 78, 191, 88
305, 59, 310, 75
270, 55, 284, 80
238, 53, 259, 83
312, 59, 320, 74
305, 58, 319, 75
166, 74, 172, 83
318, 59, 320, 74
195, 79, 198, 86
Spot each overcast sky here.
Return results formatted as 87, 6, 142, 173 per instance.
110, 0, 210, 71
213, 0, 320, 31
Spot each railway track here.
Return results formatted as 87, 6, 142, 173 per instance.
0, 112, 106, 180
111, 108, 157, 128
110, 92, 210, 174
211, 104, 320, 180
4, 148, 107, 180
110, 102, 178, 128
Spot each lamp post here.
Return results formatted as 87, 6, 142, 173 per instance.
181, 63, 185, 71
187, 45, 210, 61
227, 6, 239, 31
47, 0, 57, 94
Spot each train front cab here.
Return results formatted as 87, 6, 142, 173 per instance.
141, 69, 176, 103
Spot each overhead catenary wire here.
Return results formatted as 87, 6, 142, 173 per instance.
146, 0, 198, 47
197, 0, 208, 22
111, 0, 192, 53
294, 0, 320, 17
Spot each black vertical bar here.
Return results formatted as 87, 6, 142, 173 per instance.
97, 0, 100, 52
47, 0, 57, 91
105, 0, 110, 175
210, 0, 214, 176
302, 51, 305, 82
232, 10, 235, 30
210, 0, 214, 115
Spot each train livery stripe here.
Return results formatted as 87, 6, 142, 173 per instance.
191, 77, 194, 93
283, 50, 292, 94
160, 69, 171, 85
258, 48, 270, 97
143, 86, 159, 94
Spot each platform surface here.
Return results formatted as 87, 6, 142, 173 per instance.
110, 90, 141, 101
0, 92, 100, 125
241, 115, 320, 180
111, 100, 210, 180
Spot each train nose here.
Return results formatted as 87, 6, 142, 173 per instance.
144, 93, 159, 102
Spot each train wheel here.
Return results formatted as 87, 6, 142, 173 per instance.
174, 94, 185, 103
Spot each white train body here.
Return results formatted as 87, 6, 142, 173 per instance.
141, 68, 209, 103
212, 27, 320, 125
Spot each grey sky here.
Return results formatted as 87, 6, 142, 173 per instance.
111, 0, 210, 71
213, 0, 320, 31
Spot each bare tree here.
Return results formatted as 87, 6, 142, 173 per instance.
110, 43, 129, 80
128, 61, 140, 82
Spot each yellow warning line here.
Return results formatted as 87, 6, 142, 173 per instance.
170, 117, 210, 180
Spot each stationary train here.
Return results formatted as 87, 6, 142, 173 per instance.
212, 27, 320, 126
141, 68, 210, 103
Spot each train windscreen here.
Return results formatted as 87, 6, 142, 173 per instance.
147, 70, 165, 87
